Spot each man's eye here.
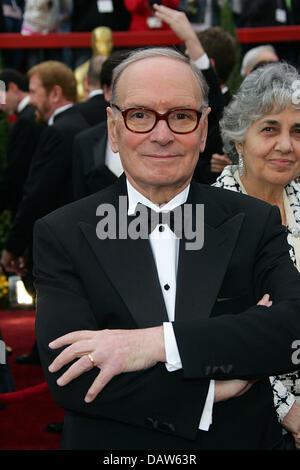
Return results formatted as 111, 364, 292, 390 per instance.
173, 111, 195, 121
134, 112, 146, 119
130, 111, 150, 120
263, 127, 275, 132
175, 113, 190, 120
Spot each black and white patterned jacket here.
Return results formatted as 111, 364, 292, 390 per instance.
213, 165, 300, 422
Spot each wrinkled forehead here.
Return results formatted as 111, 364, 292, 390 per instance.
115, 57, 203, 108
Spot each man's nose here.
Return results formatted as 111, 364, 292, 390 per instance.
149, 119, 174, 145
274, 132, 293, 154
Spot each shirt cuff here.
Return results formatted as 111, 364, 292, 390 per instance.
199, 379, 214, 431
191, 53, 210, 70
163, 321, 182, 371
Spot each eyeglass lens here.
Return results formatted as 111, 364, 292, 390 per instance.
125, 108, 199, 133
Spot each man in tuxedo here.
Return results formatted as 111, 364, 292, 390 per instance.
72, 50, 130, 200
0, 69, 44, 218
34, 48, 300, 450
0, 61, 89, 364
1, 60, 89, 275
74, 54, 109, 127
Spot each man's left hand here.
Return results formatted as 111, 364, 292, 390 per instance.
48, 327, 166, 403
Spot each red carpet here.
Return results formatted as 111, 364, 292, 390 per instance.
0, 309, 64, 450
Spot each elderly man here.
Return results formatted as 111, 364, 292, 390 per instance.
34, 48, 300, 450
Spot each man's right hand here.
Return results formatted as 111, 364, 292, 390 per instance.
153, 4, 205, 61
214, 379, 254, 403
210, 153, 232, 173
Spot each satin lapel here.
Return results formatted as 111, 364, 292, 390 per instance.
79, 208, 169, 329
175, 184, 245, 321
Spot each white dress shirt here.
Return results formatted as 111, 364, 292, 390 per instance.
126, 179, 214, 431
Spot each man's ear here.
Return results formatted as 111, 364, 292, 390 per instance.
107, 106, 119, 153
50, 85, 63, 103
8, 82, 19, 94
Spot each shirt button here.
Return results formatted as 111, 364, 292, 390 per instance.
164, 284, 170, 291
158, 225, 165, 232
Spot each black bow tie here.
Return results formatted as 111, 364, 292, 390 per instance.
133, 203, 183, 236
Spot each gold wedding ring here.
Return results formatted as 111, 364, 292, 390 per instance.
87, 353, 95, 367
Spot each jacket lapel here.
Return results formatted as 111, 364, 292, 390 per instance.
79, 179, 245, 327
175, 183, 245, 321
79, 177, 168, 327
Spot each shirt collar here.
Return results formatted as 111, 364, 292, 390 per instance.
126, 178, 190, 215
17, 95, 30, 113
48, 103, 73, 126
221, 86, 229, 95
89, 89, 104, 98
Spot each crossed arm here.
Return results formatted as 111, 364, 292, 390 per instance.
47, 295, 272, 403
34, 208, 300, 441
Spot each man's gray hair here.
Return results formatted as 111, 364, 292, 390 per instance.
240, 44, 277, 77
220, 61, 300, 161
110, 47, 209, 109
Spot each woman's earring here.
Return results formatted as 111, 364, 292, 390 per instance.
238, 150, 244, 177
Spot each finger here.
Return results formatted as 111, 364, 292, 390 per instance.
154, 5, 182, 24
211, 165, 224, 173
235, 383, 253, 397
49, 330, 93, 349
211, 153, 225, 162
56, 354, 95, 387
84, 367, 115, 403
257, 293, 271, 306
49, 339, 93, 372
153, 4, 174, 15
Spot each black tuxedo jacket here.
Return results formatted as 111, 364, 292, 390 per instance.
5, 106, 89, 256
34, 176, 300, 450
72, 121, 117, 200
73, 93, 109, 127
0, 105, 44, 216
